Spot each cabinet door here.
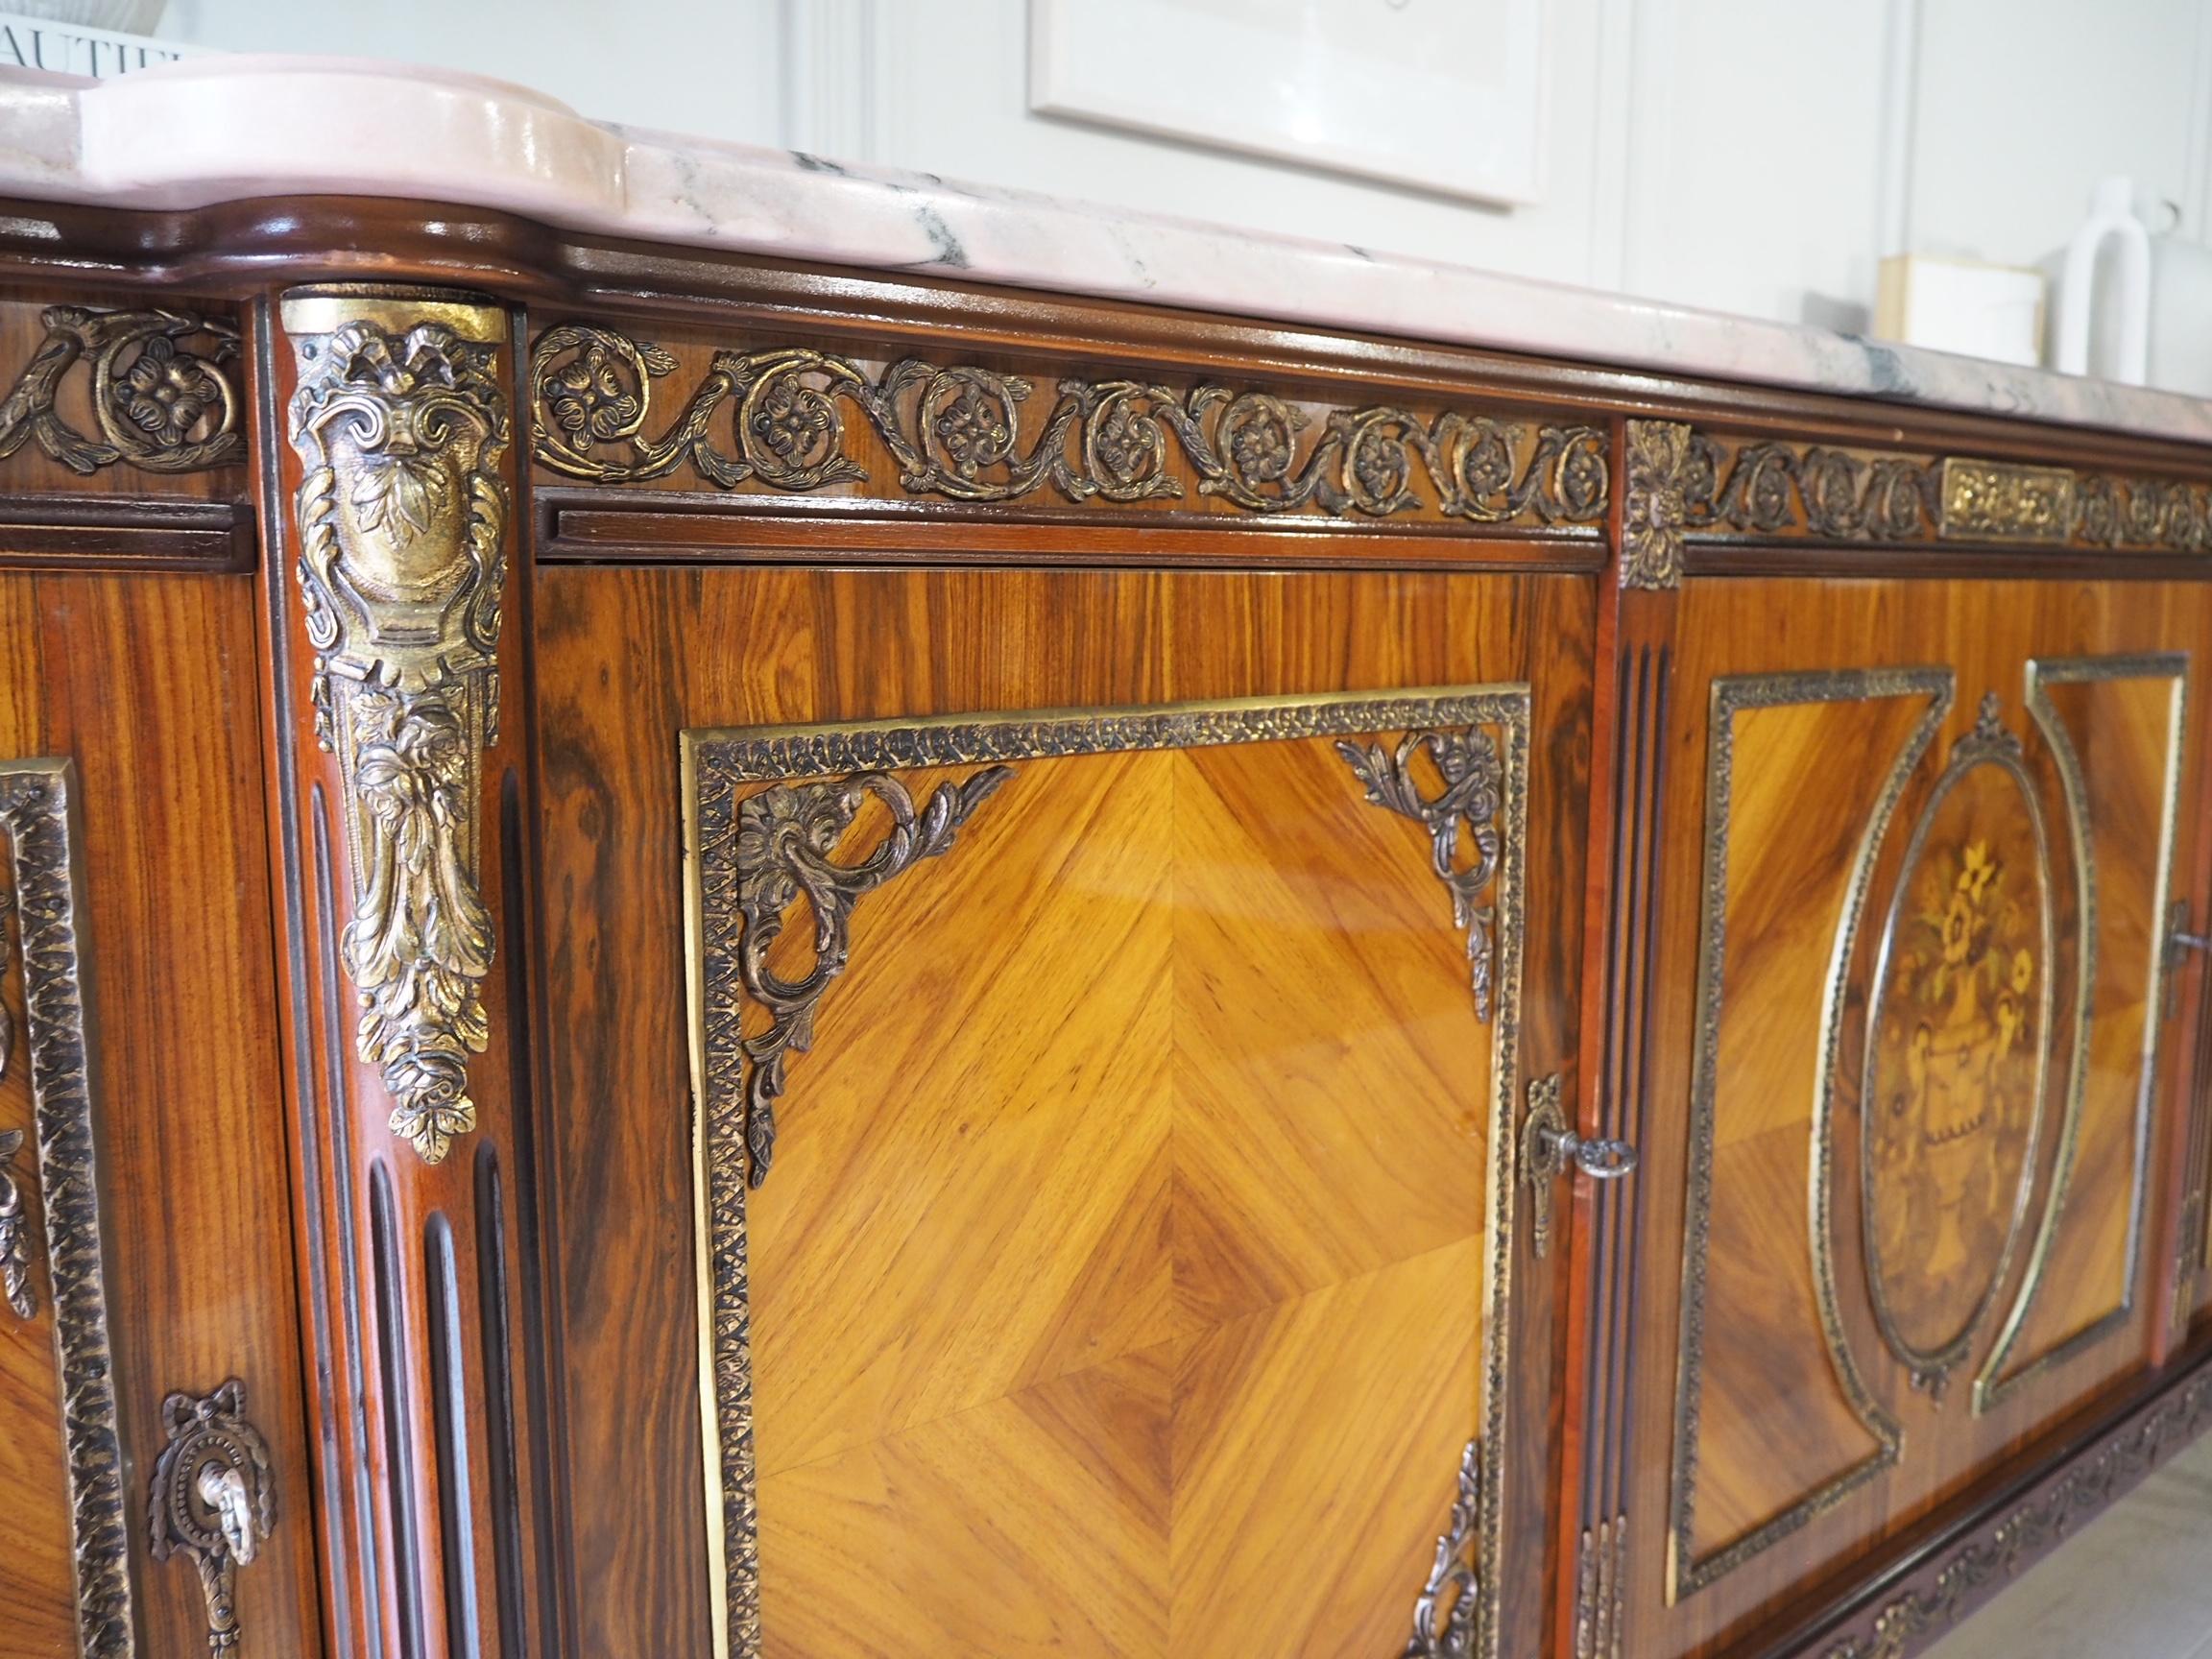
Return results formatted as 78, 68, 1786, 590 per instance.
1612, 575, 2209, 1658
535, 565, 1591, 1659
0, 567, 322, 1658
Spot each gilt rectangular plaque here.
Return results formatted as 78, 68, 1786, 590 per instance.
1937, 458, 2079, 543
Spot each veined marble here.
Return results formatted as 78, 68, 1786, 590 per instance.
1, 54, 2206, 444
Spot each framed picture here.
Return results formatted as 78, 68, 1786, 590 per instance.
1028, 0, 1548, 207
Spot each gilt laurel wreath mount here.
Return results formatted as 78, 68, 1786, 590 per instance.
0, 887, 31, 1316
287, 297, 511, 1164
529, 324, 1610, 527
0, 760, 132, 1658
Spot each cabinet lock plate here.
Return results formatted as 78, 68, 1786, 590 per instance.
1521, 1073, 1637, 1260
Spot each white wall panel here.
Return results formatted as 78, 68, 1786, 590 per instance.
865, 0, 1621, 285
1909, 0, 2209, 267
150, 0, 2211, 336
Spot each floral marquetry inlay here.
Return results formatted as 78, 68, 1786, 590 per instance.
1862, 696, 2052, 1395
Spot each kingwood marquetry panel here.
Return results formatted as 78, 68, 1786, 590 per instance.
1674, 685, 1944, 1585
532, 564, 1592, 1659
709, 727, 1504, 1658
1981, 666, 2185, 1400
1623, 579, 2212, 1659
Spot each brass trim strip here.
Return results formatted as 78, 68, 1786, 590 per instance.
1975, 652, 2190, 1411
0, 757, 132, 1657
684, 683, 1529, 1659
281, 292, 508, 341
1669, 666, 1952, 1601
1678, 434, 2212, 555
1936, 459, 2079, 543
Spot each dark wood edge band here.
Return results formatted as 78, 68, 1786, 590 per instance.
0, 493, 255, 572
0, 193, 2204, 484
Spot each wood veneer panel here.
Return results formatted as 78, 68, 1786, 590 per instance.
534, 563, 1591, 1659
1995, 674, 2180, 1380
733, 734, 1490, 1655
1689, 694, 1938, 1563
1625, 577, 2212, 1659
1, 570, 320, 1659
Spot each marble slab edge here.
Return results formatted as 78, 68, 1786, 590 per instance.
2, 55, 2208, 447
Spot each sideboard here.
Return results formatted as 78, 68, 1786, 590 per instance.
1, 60, 2210, 1659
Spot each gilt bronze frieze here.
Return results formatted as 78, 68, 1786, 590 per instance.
530, 323, 1609, 530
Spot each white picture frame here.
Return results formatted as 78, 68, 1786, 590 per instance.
1028, 0, 1548, 207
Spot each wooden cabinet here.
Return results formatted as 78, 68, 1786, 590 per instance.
0, 530, 321, 1650
1610, 573, 2211, 1658
0, 204, 2209, 1659
535, 564, 1590, 1658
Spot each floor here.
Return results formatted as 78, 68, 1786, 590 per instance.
1923, 1429, 2212, 1658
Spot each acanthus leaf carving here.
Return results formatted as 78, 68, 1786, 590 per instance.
733, 765, 1013, 1186
528, 324, 1611, 529
1622, 419, 1693, 589
1335, 727, 1503, 1021
0, 305, 243, 477
288, 301, 511, 1165
1404, 1438, 1483, 1659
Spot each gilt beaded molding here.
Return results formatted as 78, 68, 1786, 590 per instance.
528, 323, 1610, 530
1815, 1369, 2212, 1659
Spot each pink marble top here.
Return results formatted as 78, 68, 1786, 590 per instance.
0, 55, 2204, 445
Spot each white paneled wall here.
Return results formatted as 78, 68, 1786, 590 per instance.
155, 0, 2212, 331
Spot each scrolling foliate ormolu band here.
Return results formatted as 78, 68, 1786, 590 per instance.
285, 295, 512, 1165
685, 685, 1529, 1659
1658, 431, 2212, 554
0, 304, 244, 477
527, 323, 1611, 527
0, 759, 133, 1658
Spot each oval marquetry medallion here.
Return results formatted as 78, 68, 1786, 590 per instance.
1862, 699, 2053, 1391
